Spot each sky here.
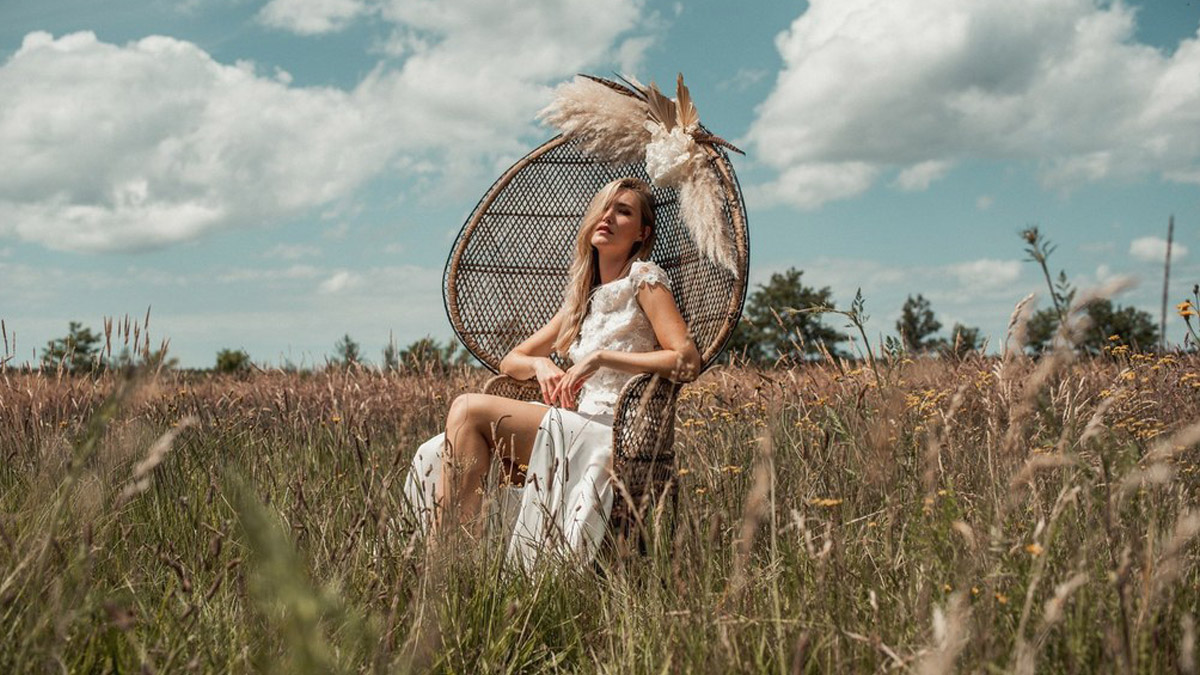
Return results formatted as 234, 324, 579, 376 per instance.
2, 0, 1198, 369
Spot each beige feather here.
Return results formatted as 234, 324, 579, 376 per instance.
541, 74, 741, 272
538, 76, 650, 164
679, 154, 737, 273
641, 80, 677, 132
675, 73, 699, 132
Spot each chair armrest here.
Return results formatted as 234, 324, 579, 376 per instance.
482, 374, 542, 401
612, 373, 681, 461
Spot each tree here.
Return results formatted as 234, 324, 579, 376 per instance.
1026, 299, 1159, 354
896, 294, 943, 352
41, 321, 102, 373
941, 324, 984, 358
394, 336, 470, 373
723, 268, 848, 365
215, 348, 252, 374
332, 334, 362, 368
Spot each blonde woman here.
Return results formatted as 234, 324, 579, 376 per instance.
404, 177, 700, 567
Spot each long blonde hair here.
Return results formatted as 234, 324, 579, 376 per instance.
553, 177, 656, 357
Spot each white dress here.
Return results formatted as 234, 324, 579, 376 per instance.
404, 260, 671, 569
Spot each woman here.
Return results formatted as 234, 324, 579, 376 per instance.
404, 177, 700, 567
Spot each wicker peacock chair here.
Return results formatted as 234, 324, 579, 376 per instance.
442, 76, 749, 541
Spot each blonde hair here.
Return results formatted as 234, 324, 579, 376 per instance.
553, 177, 656, 357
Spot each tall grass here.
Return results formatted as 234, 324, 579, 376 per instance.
2, 342, 1198, 672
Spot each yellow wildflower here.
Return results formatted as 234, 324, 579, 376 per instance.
808, 497, 843, 507
995, 592, 1009, 605
1179, 300, 1197, 318
1025, 543, 1044, 557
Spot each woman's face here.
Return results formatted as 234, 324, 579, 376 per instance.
589, 189, 647, 256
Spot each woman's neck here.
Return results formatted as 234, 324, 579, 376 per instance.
595, 253, 630, 285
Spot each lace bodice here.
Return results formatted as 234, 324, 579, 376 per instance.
567, 260, 670, 416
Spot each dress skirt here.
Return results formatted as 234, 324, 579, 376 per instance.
403, 404, 615, 569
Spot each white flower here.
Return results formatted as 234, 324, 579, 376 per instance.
643, 121, 697, 187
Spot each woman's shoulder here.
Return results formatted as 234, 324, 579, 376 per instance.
628, 260, 671, 291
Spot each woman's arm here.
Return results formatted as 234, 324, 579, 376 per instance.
499, 311, 570, 405
624, 281, 701, 381
554, 281, 701, 408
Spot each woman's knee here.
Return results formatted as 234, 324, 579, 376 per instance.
446, 393, 483, 430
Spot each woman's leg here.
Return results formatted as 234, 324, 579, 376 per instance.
436, 393, 549, 532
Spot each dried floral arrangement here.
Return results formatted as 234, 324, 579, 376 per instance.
539, 74, 744, 272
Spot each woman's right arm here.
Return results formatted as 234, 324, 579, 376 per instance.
499, 311, 568, 406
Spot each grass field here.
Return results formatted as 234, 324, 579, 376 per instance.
2, 342, 1199, 672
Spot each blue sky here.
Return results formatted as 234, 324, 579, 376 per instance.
2, 0, 1198, 368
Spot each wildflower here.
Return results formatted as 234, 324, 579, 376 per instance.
971, 586, 980, 597
1178, 300, 1197, 318
694, 487, 708, 495
720, 465, 743, 474
995, 592, 1009, 605
330, 415, 342, 424
1025, 543, 1044, 557
808, 497, 843, 507
943, 583, 952, 592
677, 468, 691, 476
1107, 334, 1121, 342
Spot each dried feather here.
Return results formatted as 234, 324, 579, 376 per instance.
679, 154, 737, 273
538, 76, 650, 164
642, 80, 677, 131
579, 73, 639, 99
693, 131, 745, 155
675, 73, 699, 131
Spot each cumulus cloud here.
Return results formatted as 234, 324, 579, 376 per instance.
0, 1, 646, 252
946, 259, 1022, 292
0, 32, 389, 252
1130, 236, 1188, 263
893, 160, 954, 191
318, 270, 364, 294
258, 0, 370, 34
747, 0, 1200, 208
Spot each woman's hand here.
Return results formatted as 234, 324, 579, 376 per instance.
532, 357, 567, 406
552, 351, 605, 409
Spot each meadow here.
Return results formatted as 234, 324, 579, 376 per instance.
2, 336, 1199, 672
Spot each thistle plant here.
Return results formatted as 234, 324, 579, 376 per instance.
1021, 226, 1071, 324
1180, 283, 1200, 349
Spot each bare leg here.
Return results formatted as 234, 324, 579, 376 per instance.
434, 394, 549, 533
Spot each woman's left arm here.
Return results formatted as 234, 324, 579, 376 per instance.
555, 282, 701, 407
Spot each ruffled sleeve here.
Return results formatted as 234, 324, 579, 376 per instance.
629, 260, 671, 291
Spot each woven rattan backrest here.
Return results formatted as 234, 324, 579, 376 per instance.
444, 134, 749, 374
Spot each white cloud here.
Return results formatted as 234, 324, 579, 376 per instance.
946, 259, 1022, 292
258, 0, 370, 34
1, 3, 646, 252
717, 68, 768, 92
893, 160, 954, 191
1130, 236, 1188, 263
752, 162, 878, 210
264, 243, 322, 260
0, 32, 389, 253
218, 265, 321, 283
318, 270, 364, 294
976, 195, 994, 211
747, 0, 1200, 208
